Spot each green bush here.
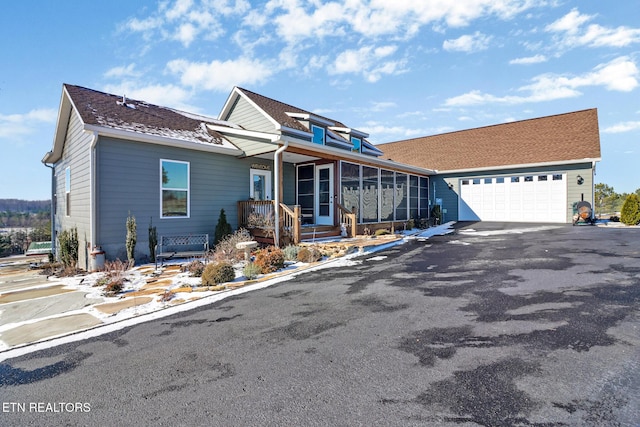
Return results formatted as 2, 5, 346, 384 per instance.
58, 227, 78, 268
148, 218, 157, 263
620, 194, 640, 225
283, 245, 300, 261
296, 246, 323, 263
201, 262, 235, 286
214, 208, 233, 244
243, 262, 261, 280
126, 212, 137, 263
254, 246, 285, 273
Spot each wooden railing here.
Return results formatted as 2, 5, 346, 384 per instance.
238, 200, 274, 228
238, 200, 301, 245
337, 202, 357, 238
280, 203, 301, 245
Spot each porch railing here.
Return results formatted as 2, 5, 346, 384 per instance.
238, 200, 302, 245
337, 202, 357, 238
279, 203, 301, 245
238, 200, 274, 229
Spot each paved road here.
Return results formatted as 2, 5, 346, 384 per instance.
1, 223, 639, 426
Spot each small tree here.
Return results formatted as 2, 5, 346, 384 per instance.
148, 217, 157, 263
214, 208, 233, 244
126, 212, 137, 263
620, 194, 640, 225
59, 227, 79, 268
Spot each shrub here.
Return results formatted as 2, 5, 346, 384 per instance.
58, 227, 78, 268
126, 212, 137, 263
609, 215, 620, 222
254, 246, 285, 274
214, 208, 233, 244
620, 194, 640, 225
283, 245, 300, 261
100, 259, 131, 295
148, 218, 157, 263
243, 262, 261, 280
104, 280, 124, 296
201, 262, 235, 286
296, 246, 323, 263
181, 260, 206, 277
213, 228, 253, 263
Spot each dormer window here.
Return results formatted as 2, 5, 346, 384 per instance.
311, 124, 325, 145
351, 136, 361, 153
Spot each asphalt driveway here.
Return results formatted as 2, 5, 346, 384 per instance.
1, 222, 639, 426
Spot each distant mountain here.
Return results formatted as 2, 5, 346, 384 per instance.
0, 199, 51, 213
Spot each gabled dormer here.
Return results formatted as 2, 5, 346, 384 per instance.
219, 87, 383, 157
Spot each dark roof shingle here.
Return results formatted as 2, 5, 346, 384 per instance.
64, 84, 230, 145
378, 109, 601, 171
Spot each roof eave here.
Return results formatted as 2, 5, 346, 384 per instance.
84, 124, 243, 156
437, 158, 602, 175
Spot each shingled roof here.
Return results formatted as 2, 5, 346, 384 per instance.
378, 109, 601, 172
64, 84, 233, 146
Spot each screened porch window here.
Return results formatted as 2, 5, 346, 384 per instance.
340, 162, 360, 221
419, 177, 429, 219
380, 169, 395, 221
361, 166, 379, 223
395, 173, 408, 220
161, 159, 189, 218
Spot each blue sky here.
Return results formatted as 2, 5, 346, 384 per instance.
1, 0, 639, 200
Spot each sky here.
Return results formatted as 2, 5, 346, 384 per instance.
1, 0, 639, 200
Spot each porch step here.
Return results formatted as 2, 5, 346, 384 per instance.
300, 225, 342, 242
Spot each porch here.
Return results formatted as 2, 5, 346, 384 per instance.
238, 200, 357, 246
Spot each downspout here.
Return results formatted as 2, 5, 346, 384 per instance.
273, 140, 289, 247
42, 159, 56, 259
89, 131, 98, 254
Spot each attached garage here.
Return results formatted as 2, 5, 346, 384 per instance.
378, 109, 601, 224
459, 173, 567, 223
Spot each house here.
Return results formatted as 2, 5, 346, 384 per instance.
378, 109, 601, 224
43, 84, 433, 269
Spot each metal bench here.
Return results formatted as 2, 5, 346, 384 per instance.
155, 234, 209, 268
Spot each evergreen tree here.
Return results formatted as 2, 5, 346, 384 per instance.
620, 194, 640, 225
214, 209, 233, 244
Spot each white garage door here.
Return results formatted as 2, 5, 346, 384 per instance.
459, 173, 567, 223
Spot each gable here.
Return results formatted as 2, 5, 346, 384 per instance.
379, 109, 601, 172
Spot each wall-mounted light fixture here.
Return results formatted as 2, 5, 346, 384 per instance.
447, 182, 454, 190
576, 175, 584, 185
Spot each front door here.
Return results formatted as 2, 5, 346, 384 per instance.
315, 164, 334, 225
250, 169, 272, 200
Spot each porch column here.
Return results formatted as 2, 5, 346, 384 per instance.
273, 141, 288, 246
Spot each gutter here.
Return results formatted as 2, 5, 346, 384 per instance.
273, 140, 289, 247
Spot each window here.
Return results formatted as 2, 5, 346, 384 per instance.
351, 137, 361, 152
395, 173, 408, 221
161, 159, 189, 218
524, 176, 534, 182
362, 166, 379, 223
511, 177, 520, 183
65, 166, 71, 216
496, 177, 505, 184
552, 174, 563, 181
484, 178, 492, 184
419, 177, 429, 219
311, 125, 325, 145
538, 175, 548, 181
340, 162, 360, 222
409, 175, 419, 220
462, 180, 470, 185
473, 179, 481, 185
297, 165, 315, 224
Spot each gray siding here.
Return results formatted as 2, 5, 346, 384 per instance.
95, 137, 281, 261
54, 111, 93, 270
225, 96, 274, 133
439, 163, 596, 223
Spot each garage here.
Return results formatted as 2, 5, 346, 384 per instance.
459, 173, 567, 223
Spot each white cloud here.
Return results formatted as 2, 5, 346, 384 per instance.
0, 109, 57, 140
509, 54, 548, 65
546, 8, 640, 49
445, 56, 639, 106
602, 121, 640, 134
104, 64, 141, 78
330, 45, 405, 82
443, 31, 492, 52
166, 57, 275, 91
